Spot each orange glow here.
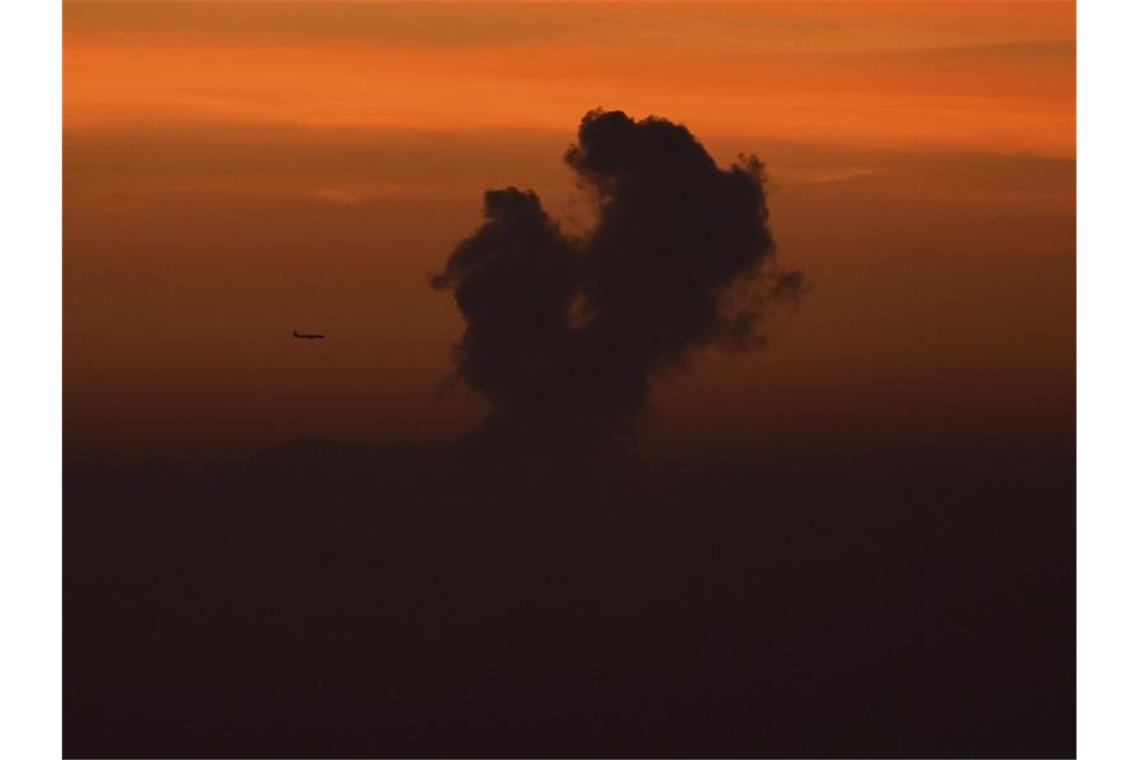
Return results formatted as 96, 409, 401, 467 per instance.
66, 2, 1074, 155
64, 2, 1074, 462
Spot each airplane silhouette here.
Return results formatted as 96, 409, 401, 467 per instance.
292, 330, 325, 340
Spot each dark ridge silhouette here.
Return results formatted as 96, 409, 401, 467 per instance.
292, 329, 325, 339
64, 435, 1075, 758
433, 109, 805, 440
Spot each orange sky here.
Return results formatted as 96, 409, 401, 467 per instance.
64, 2, 1075, 463
66, 2, 1073, 153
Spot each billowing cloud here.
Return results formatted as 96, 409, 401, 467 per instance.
433, 109, 804, 437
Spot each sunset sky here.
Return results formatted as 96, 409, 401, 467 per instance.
63, 1, 1075, 463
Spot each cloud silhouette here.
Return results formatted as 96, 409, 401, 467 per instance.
433, 109, 804, 435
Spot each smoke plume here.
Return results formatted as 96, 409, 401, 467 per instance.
433, 109, 804, 435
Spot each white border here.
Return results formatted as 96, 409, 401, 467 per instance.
0, 0, 62, 758
1077, 0, 1140, 758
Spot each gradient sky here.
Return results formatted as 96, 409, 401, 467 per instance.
64, 1, 1074, 463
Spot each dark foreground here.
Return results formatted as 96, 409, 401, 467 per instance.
65, 434, 1074, 758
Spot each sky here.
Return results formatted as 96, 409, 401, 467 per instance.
63, 1, 1075, 464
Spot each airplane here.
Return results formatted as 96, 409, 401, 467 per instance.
292, 330, 326, 340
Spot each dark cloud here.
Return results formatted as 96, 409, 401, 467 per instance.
433, 109, 805, 435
